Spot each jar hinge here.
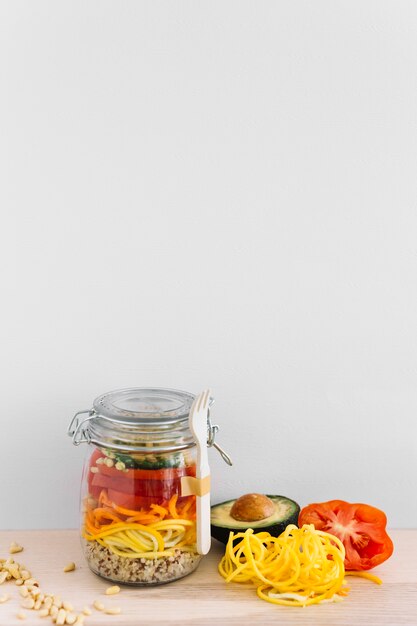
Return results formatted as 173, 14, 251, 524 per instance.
67, 409, 95, 445
207, 410, 233, 466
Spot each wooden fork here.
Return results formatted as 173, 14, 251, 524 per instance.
189, 389, 212, 555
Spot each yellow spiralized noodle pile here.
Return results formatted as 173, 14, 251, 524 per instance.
219, 524, 348, 606
84, 519, 196, 559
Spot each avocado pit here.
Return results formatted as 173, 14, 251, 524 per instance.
230, 493, 276, 522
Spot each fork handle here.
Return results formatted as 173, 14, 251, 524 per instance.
196, 489, 211, 555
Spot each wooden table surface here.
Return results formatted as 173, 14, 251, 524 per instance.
0, 529, 415, 626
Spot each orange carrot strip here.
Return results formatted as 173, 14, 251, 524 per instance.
85, 519, 101, 535
97, 491, 146, 518
86, 510, 97, 526
150, 504, 168, 518
126, 514, 160, 524
93, 508, 124, 523
168, 494, 179, 519
94, 489, 195, 523
111, 502, 149, 517
179, 498, 193, 515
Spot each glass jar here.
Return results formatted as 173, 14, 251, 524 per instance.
68, 387, 231, 586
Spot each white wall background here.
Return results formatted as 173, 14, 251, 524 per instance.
1, 0, 416, 530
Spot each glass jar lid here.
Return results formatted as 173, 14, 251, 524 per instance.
68, 387, 232, 463
69, 387, 200, 453
93, 387, 196, 425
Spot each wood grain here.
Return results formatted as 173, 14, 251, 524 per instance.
0, 530, 415, 626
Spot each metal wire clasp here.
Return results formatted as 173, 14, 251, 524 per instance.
207, 410, 233, 466
67, 409, 95, 445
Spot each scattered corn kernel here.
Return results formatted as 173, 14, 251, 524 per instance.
19, 587, 29, 598
63, 601, 73, 611
0, 571, 8, 585
10, 542, 24, 554
20, 570, 30, 581
39, 608, 50, 617
63, 563, 76, 573
15, 578, 24, 586
65, 613, 77, 625
56, 608, 67, 625
90, 466, 99, 474
115, 461, 125, 470
105, 585, 120, 595
104, 458, 114, 467
82, 607, 92, 615
16, 612, 27, 620
0, 593, 10, 603
34, 598, 42, 610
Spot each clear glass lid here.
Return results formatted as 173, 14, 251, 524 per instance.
68, 387, 232, 464
93, 387, 196, 425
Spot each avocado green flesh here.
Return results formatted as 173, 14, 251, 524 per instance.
210, 496, 300, 544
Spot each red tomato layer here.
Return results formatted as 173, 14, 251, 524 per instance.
90, 472, 184, 498
87, 449, 196, 506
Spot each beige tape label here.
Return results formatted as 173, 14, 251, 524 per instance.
180, 475, 211, 497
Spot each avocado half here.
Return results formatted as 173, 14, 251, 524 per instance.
211, 495, 300, 544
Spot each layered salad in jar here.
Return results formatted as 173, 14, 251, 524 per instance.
82, 447, 200, 585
